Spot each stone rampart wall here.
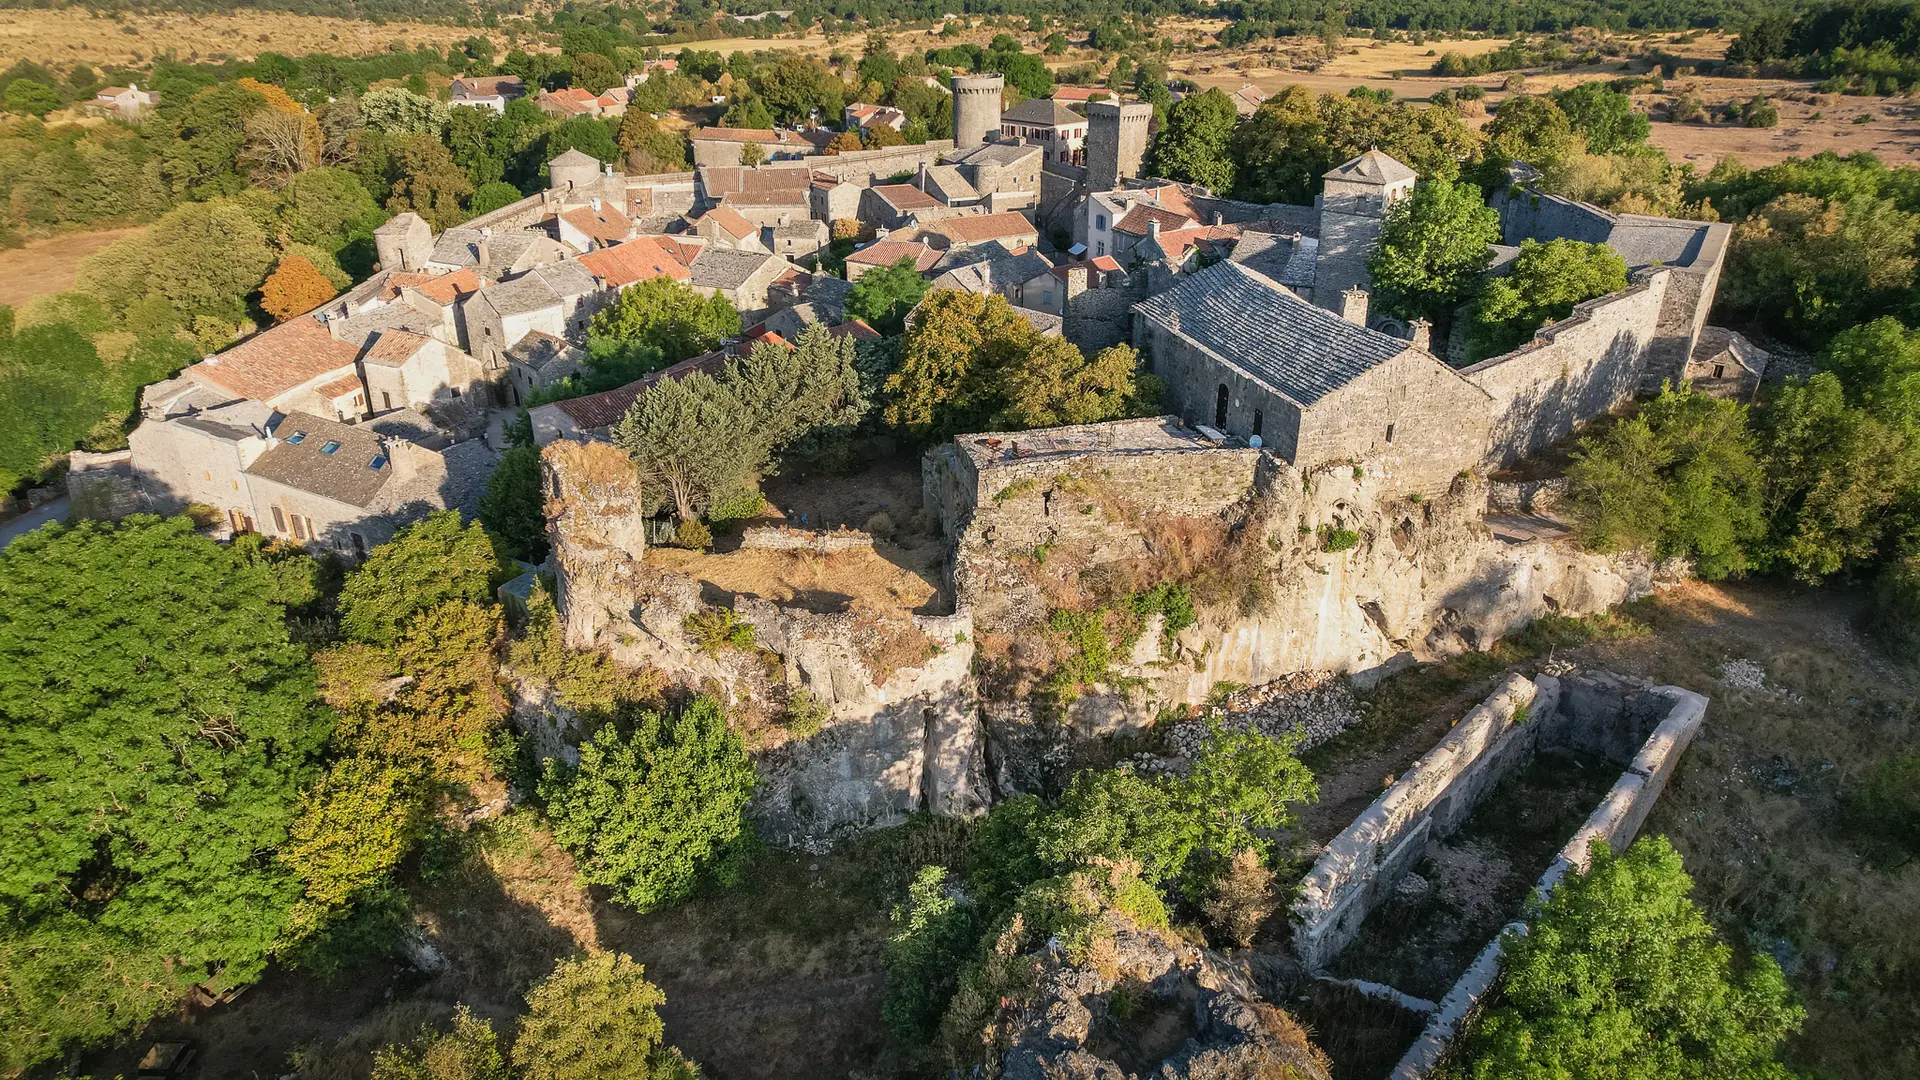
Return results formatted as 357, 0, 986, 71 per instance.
1462, 270, 1670, 467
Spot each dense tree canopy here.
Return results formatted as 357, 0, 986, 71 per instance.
512, 952, 699, 1080
1230, 84, 1478, 205
1366, 177, 1501, 323
0, 516, 326, 1070
1465, 238, 1628, 361
1462, 836, 1802, 1079
1151, 87, 1238, 194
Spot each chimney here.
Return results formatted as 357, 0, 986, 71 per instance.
477, 227, 492, 270
590, 196, 602, 213
1212, 211, 1224, 227
1409, 318, 1432, 352
1340, 286, 1369, 326
917, 161, 929, 190
1147, 218, 1162, 241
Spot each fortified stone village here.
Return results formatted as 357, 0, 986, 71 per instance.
69, 74, 1753, 1076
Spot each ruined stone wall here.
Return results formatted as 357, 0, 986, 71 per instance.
541, 442, 986, 847
1293, 673, 1555, 970
1462, 270, 1670, 467
1063, 279, 1139, 352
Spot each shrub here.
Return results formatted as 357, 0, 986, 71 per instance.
673, 518, 713, 551
881, 866, 976, 1041
1320, 526, 1360, 552
683, 606, 755, 654
1852, 751, 1920, 852
371, 1006, 508, 1080
781, 688, 830, 739
538, 697, 756, 911
512, 952, 697, 1080
1202, 847, 1277, 948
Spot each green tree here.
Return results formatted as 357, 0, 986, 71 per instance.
338, 511, 509, 646
1719, 193, 1918, 348
844, 257, 928, 335
539, 696, 756, 912
569, 53, 622, 95
882, 288, 1031, 440
1231, 84, 1478, 205
1550, 82, 1651, 155
160, 81, 266, 200
1484, 93, 1576, 170
755, 51, 844, 124
588, 276, 741, 367
1753, 372, 1916, 581
282, 755, 422, 911
383, 134, 476, 231
1465, 238, 1628, 361
992, 337, 1151, 430
360, 87, 450, 136
469, 181, 524, 216
616, 111, 688, 173
726, 322, 868, 454
1366, 176, 1501, 323
0, 516, 325, 1070
479, 444, 550, 562
372, 1006, 509, 1080
1152, 87, 1237, 193
1461, 836, 1802, 1080
1820, 316, 1920, 431
512, 952, 696, 1080
611, 371, 761, 522
3, 78, 60, 117
1566, 384, 1766, 579
0, 322, 111, 494
544, 117, 621, 171
882, 866, 976, 1042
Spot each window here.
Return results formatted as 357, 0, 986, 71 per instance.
353, 393, 364, 408
368, 454, 388, 471
1252, 410, 1263, 437
450, 387, 461, 398
1386, 423, 1396, 443
1215, 385, 1229, 428
286, 431, 307, 444
382, 392, 393, 410
1095, 214, 1107, 230
1712, 364, 1726, 379
290, 514, 307, 541
319, 440, 341, 455
271, 506, 287, 533
349, 532, 365, 557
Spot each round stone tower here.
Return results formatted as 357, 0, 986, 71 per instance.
548, 148, 603, 194
951, 74, 1004, 149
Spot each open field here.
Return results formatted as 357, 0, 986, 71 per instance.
0, 225, 144, 309
0, 9, 501, 69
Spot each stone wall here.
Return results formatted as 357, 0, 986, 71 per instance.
803, 141, 955, 184
738, 525, 874, 553
66, 449, 145, 521
1291, 351, 1493, 496
1388, 680, 1709, 1079
1293, 673, 1555, 970
1462, 270, 1670, 467
540, 442, 987, 847
1062, 275, 1140, 352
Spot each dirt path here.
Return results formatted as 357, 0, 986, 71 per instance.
0, 225, 145, 309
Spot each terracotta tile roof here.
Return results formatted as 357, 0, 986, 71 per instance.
1091, 254, 1122, 272
410, 268, 485, 305
1115, 203, 1196, 236
578, 237, 693, 286
1049, 86, 1110, 103
829, 319, 881, 340
1143, 183, 1201, 219
363, 330, 434, 365
1150, 224, 1237, 261
870, 184, 942, 212
703, 205, 759, 239
560, 203, 633, 244
554, 351, 730, 430
378, 271, 437, 302
847, 240, 941, 272
190, 316, 362, 403
317, 374, 365, 399
654, 236, 706, 265
699, 165, 813, 203
926, 212, 1038, 245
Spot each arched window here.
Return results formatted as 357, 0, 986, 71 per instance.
1215, 384, 1229, 428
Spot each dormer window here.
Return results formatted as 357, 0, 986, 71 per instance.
369, 454, 388, 470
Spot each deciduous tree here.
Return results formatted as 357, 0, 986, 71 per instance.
1367, 176, 1501, 323
844, 257, 927, 334
260, 253, 339, 322
1465, 238, 1628, 361
338, 511, 509, 646
1152, 87, 1238, 193
588, 276, 740, 366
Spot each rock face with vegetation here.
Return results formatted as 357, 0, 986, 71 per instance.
997, 908, 1332, 1080
539, 442, 986, 846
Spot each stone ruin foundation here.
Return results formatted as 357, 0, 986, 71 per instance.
1288, 670, 1708, 1077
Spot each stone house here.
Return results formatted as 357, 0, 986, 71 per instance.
556, 200, 634, 251
770, 218, 829, 259
942, 141, 1043, 213
999, 98, 1087, 165
862, 183, 947, 231
450, 75, 526, 112
928, 245, 1062, 315
917, 211, 1039, 252
427, 226, 574, 277
694, 205, 768, 251
845, 239, 941, 281
504, 331, 588, 407
1684, 327, 1770, 402
360, 329, 490, 414
687, 248, 794, 320
918, 164, 982, 208
177, 315, 366, 419
464, 262, 604, 367
1133, 260, 1492, 494
844, 103, 907, 132
688, 127, 832, 168
92, 83, 158, 116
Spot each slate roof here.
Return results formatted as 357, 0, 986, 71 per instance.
1605, 215, 1710, 269
1229, 230, 1319, 289
1324, 150, 1417, 186
246, 412, 394, 507
475, 263, 599, 319
1002, 98, 1083, 126
189, 316, 361, 402
505, 331, 585, 373
431, 229, 570, 273
932, 246, 1055, 294
689, 247, 784, 290
947, 141, 1042, 168
1132, 260, 1411, 407
1015, 308, 1064, 336
451, 75, 525, 100
923, 164, 978, 201
551, 149, 600, 171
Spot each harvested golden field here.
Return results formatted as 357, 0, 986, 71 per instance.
0, 8, 501, 69
0, 225, 144, 309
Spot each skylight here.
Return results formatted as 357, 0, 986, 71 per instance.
286, 431, 307, 444
319, 441, 341, 455
368, 454, 388, 471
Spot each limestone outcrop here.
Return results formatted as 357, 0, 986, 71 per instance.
999, 911, 1333, 1080
538, 442, 988, 848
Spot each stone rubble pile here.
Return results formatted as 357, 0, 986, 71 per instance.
1166, 670, 1363, 759
1720, 658, 1766, 691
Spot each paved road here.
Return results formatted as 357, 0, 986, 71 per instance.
0, 496, 68, 550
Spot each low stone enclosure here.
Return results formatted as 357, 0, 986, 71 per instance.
1290, 670, 1708, 1077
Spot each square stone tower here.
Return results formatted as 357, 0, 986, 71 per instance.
1085, 100, 1153, 192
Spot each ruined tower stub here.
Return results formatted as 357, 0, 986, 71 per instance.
374, 212, 433, 273
1085, 101, 1153, 192
951, 74, 1004, 148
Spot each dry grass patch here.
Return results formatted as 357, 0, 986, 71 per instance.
648, 544, 942, 613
